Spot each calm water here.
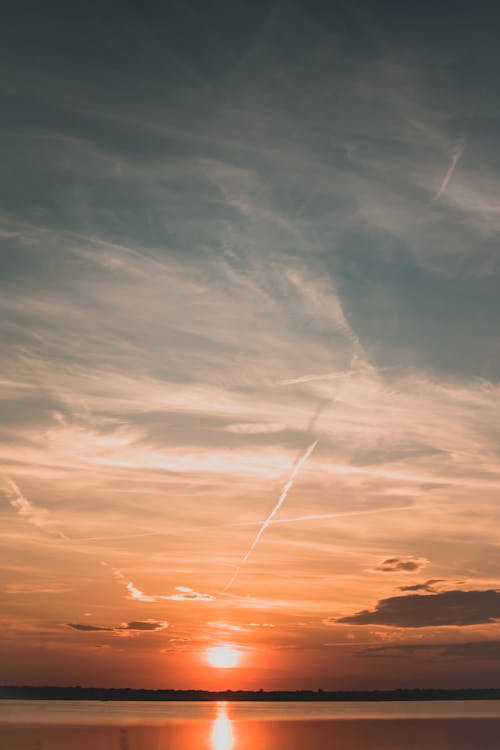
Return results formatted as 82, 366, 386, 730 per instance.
1, 700, 500, 749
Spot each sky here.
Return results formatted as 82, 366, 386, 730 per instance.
1, 0, 500, 690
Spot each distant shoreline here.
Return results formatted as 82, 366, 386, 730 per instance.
1, 687, 500, 702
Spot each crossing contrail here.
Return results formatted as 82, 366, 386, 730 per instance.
435, 138, 465, 200
234, 503, 415, 527
224, 439, 318, 591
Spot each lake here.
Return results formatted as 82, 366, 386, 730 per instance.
1, 700, 500, 749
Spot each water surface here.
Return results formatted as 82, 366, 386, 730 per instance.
1, 699, 499, 749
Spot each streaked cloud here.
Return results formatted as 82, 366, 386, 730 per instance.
224, 423, 286, 435
359, 641, 500, 660
5, 583, 73, 595
68, 620, 168, 633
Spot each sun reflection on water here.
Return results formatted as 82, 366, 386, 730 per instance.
211, 702, 234, 750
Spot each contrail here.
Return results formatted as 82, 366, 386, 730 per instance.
233, 504, 415, 527
435, 138, 465, 200
78, 531, 163, 542
224, 439, 318, 591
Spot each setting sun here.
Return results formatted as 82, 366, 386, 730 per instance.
206, 646, 242, 669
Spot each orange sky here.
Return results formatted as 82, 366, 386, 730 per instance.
2, 376, 500, 689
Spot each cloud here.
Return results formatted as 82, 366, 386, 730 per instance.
68, 619, 167, 633
126, 582, 214, 603
338, 589, 500, 627
68, 623, 113, 632
374, 556, 428, 573
399, 579, 446, 592
126, 582, 157, 603
170, 586, 215, 602
359, 641, 500, 660
123, 620, 168, 631
106, 567, 215, 604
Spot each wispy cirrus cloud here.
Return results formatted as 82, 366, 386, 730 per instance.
0, 474, 68, 540
224, 422, 286, 435
0, 475, 50, 530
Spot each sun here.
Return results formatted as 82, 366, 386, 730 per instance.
206, 645, 242, 669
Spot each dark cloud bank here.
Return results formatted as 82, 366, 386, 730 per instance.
338, 589, 500, 627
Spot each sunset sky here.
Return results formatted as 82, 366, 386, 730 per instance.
1, 0, 500, 690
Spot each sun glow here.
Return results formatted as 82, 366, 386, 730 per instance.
206, 645, 242, 669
